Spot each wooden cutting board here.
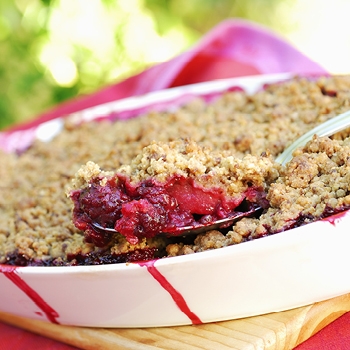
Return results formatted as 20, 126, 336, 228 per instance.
1, 293, 350, 350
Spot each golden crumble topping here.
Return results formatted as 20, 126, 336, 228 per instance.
72, 139, 279, 196
2, 75, 350, 265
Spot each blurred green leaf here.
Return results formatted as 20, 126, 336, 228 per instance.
0, 0, 294, 130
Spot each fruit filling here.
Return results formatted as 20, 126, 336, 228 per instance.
69, 140, 279, 247
71, 174, 266, 246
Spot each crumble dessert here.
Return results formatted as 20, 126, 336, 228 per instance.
1, 75, 350, 266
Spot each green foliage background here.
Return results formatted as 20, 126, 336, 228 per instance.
0, 0, 291, 130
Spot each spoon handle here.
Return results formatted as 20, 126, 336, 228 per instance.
276, 109, 350, 165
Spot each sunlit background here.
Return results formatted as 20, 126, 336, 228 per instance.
0, 0, 349, 129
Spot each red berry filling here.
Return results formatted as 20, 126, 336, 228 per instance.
71, 174, 267, 246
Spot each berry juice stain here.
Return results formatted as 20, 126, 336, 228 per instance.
138, 260, 202, 325
0, 265, 60, 324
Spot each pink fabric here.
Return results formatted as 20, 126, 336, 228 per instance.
1, 18, 343, 349
5, 18, 326, 132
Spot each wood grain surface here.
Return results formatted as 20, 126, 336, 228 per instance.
1, 293, 350, 350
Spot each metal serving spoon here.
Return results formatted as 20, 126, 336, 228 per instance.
275, 109, 350, 165
92, 109, 350, 237
92, 205, 262, 237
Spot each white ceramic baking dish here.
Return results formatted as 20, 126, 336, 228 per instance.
1, 73, 350, 328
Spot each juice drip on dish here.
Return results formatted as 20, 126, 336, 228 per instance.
138, 260, 202, 325
321, 209, 349, 226
0, 265, 60, 324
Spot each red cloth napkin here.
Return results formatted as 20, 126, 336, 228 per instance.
295, 312, 350, 350
0, 322, 78, 350
1, 18, 345, 349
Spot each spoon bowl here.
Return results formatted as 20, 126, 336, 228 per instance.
92, 205, 262, 237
